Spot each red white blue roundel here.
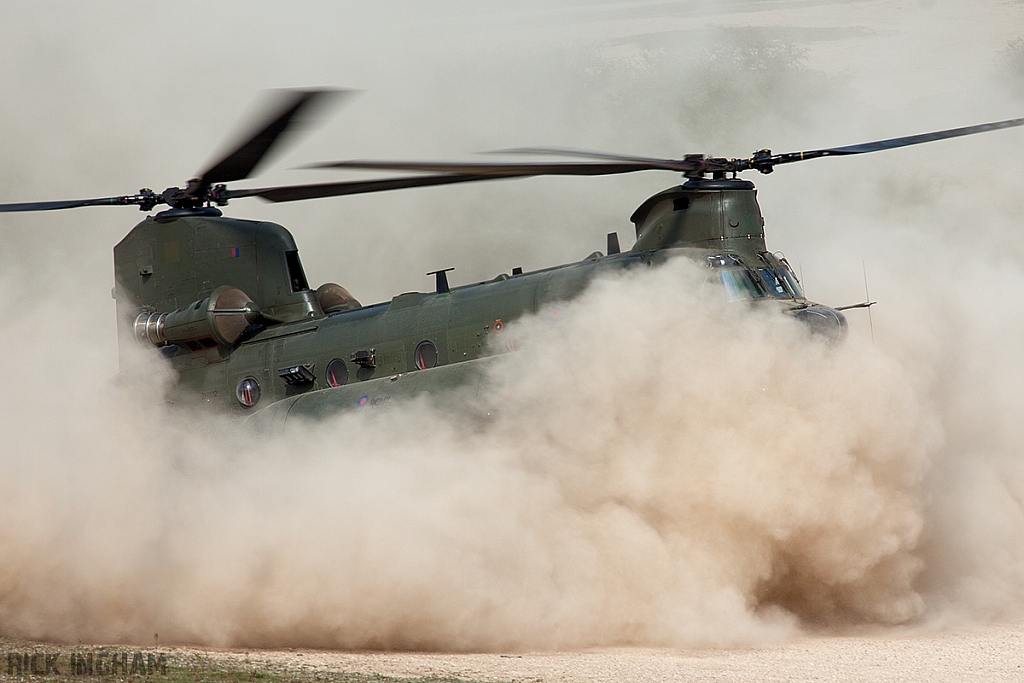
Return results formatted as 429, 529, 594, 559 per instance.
357, 395, 370, 407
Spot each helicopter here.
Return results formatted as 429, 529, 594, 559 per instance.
2, 89, 1022, 425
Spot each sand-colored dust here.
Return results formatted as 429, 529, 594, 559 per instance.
0, 255, 1019, 651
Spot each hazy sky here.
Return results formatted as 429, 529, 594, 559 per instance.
3, 1, 1023, 331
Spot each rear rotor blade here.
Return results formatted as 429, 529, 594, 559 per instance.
225, 173, 534, 203
0, 194, 159, 213
199, 88, 348, 187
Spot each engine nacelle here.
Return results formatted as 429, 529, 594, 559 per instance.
315, 282, 361, 313
134, 285, 260, 351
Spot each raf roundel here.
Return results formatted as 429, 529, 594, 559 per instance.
357, 395, 370, 407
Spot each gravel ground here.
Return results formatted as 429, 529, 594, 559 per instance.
3, 625, 1022, 682
154, 622, 1023, 683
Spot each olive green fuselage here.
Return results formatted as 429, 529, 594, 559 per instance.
178, 248, 646, 415
113, 178, 834, 420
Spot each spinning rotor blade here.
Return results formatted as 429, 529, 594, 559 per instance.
8, 107, 1023, 215
305, 159, 697, 175
0, 193, 157, 213
488, 147, 687, 165
0, 89, 350, 214
750, 115, 1024, 171
316, 115, 1024, 180
199, 88, 348, 186
814, 116, 1024, 155
224, 173, 520, 203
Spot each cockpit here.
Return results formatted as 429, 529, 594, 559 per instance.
704, 252, 806, 302
703, 254, 764, 302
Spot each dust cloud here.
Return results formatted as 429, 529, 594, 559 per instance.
2, 0, 1024, 652
0, 258, 936, 649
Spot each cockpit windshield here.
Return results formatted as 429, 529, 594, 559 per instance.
718, 268, 767, 302
704, 254, 769, 302
756, 252, 806, 300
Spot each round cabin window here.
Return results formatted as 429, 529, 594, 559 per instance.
236, 376, 261, 407
414, 340, 438, 370
325, 358, 350, 387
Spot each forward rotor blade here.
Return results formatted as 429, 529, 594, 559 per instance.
488, 146, 686, 166
0, 195, 155, 213
224, 173, 518, 203
305, 159, 695, 175
762, 116, 1024, 169
199, 88, 348, 187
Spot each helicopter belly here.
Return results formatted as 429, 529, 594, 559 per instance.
247, 355, 500, 430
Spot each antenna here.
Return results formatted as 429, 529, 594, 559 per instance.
835, 261, 877, 340
427, 267, 455, 294
863, 261, 875, 344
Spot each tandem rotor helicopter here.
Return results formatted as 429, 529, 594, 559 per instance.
2, 89, 1022, 423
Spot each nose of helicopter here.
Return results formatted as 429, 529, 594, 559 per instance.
793, 304, 848, 343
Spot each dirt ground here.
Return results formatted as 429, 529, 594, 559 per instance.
129, 622, 1022, 683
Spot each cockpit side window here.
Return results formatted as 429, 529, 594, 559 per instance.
757, 268, 790, 298
776, 260, 805, 299
758, 252, 805, 300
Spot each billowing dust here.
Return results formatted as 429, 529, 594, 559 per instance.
0, 253, 1017, 650
2, 0, 1024, 654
